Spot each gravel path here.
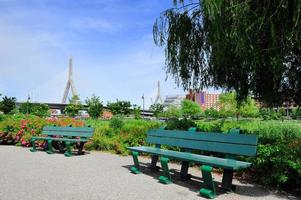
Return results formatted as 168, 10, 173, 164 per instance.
0, 146, 296, 200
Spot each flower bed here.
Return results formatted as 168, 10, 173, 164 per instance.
0, 114, 85, 147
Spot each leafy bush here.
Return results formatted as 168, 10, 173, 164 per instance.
219, 93, 259, 118
132, 105, 141, 119
259, 108, 281, 120
19, 102, 50, 117
107, 100, 131, 115
165, 118, 196, 130
149, 103, 164, 117
196, 119, 301, 193
181, 99, 202, 118
204, 108, 220, 118
86, 95, 103, 119
291, 108, 301, 119
0, 114, 85, 146
109, 116, 124, 130
32, 104, 50, 117
64, 95, 82, 117
85, 119, 162, 155
0, 96, 16, 114
160, 105, 182, 118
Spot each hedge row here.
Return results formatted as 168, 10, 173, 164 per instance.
196, 119, 301, 193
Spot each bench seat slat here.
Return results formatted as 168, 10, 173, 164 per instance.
31, 136, 88, 142
128, 146, 251, 170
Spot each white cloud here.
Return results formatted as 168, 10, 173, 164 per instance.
69, 17, 113, 31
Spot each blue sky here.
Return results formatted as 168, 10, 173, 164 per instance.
0, 0, 188, 108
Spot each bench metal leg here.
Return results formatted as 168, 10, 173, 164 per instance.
64, 142, 72, 157
159, 157, 171, 184
29, 139, 37, 152
46, 140, 54, 154
180, 161, 191, 181
77, 142, 85, 155
150, 155, 160, 171
199, 165, 216, 199
221, 169, 235, 191
130, 151, 141, 174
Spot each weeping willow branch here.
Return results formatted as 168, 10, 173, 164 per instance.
153, 0, 301, 106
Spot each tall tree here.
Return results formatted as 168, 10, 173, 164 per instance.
0, 96, 16, 114
154, 0, 301, 106
86, 95, 103, 119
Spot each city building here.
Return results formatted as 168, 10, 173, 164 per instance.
163, 95, 186, 108
186, 90, 220, 110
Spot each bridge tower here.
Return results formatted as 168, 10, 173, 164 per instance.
62, 58, 77, 103
153, 80, 163, 104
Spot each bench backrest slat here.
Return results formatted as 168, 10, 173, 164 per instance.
42, 126, 94, 138
146, 129, 258, 156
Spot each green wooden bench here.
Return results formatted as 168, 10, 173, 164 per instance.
127, 128, 258, 198
30, 125, 94, 157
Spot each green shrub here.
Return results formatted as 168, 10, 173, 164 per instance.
204, 108, 220, 118
181, 99, 202, 118
292, 108, 301, 119
64, 95, 82, 117
0, 96, 16, 114
19, 102, 50, 117
86, 95, 103, 119
161, 105, 182, 118
259, 108, 281, 120
107, 100, 131, 115
109, 116, 124, 130
165, 118, 196, 130
132, 105, 141, 119
87, 119, 162, 155
149, 103, 164, 117
196, 119, 301, 193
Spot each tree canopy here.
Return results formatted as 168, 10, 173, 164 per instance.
154, 0, 301, 106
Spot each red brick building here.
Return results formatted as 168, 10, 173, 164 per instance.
186, 90, 220, 110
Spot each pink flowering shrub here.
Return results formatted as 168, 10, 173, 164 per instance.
0, 114, 85, 147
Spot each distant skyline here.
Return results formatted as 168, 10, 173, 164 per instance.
0, 0, 217, 108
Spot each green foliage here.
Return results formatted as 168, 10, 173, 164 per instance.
85, 119, 162, 155
154, 0, 301, 106
291, 108, 301, 119
239, 97, 259, 118
196, 119, 301, 193
32, 104, 50, 117
181, 99, 202, 118
0, 96, 16, 114
218, 93, 237, 117
109, 116, 124, 130
107, 100, 131, 116
149, 103, 164, 117
19, 102, 50, 117
204, 108, 220, 118
161, 105, 182, 118
132, 105, 141, 119
86, 95, 103, 119
19, 102, 33, 114
165, 118, 196, 131
64, 95, 82, 117
259, 108, 281, 120
218, 93, 259, 118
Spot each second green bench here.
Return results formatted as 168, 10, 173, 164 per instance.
30, 125, 94, 157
